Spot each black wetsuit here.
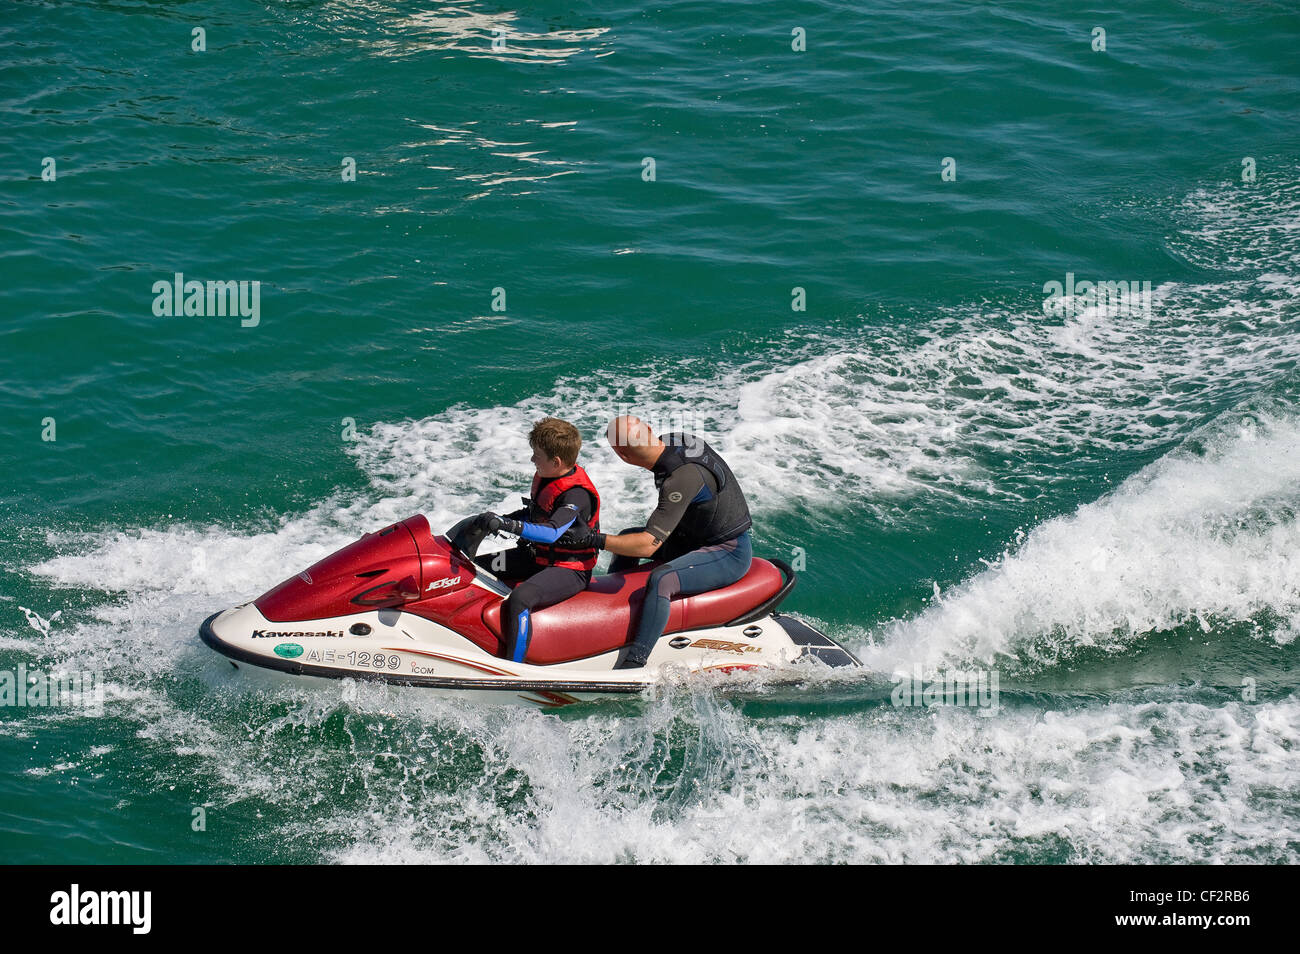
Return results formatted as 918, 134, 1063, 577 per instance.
613, 435, 755, 667
606, 463, 718, 570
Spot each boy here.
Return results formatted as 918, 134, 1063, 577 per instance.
472, 417, 601, 663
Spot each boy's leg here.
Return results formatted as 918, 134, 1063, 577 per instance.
474, 545, 536, 583
500, 565, 590, 663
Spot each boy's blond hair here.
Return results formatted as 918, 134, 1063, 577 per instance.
529, 417, 582, 467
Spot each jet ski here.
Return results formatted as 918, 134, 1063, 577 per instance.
199, 514, 860, 707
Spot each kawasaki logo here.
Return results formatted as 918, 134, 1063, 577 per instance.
425, 576, 461, 593
250, 629, 343, 638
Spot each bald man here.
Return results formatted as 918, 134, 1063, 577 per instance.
562, 416, 754, 668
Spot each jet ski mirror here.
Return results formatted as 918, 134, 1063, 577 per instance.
446, 515, 488, 560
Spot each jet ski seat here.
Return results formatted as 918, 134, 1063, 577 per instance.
481, 558, 786, 664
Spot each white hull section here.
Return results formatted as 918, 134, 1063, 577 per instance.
201, 602, 844, 708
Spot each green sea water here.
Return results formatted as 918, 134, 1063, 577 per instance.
2, 0, 1299, 863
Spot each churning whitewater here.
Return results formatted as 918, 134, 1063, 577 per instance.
4, 1, 1297, 865
15, 175, 1299, 862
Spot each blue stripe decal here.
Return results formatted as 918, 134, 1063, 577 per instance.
512, 609, 531, 663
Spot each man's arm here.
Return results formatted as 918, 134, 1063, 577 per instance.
589, 467, 707, 558
600, 530, 663, 560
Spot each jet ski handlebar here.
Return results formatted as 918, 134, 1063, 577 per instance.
446, 515, 491, 560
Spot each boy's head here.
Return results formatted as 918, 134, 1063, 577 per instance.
529, 417, 581, 476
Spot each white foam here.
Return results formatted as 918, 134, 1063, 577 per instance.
337, 171, 1300, 523
312, 688, 1300, 864
12, 407, 1296, 865
858, 410, 1300, 675
7, 173, 1298, 865
339, 280, 1299, 536
1172, 169, 1300, 273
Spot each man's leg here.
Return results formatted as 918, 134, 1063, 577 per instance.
500, 566, 589, 663
619, 531, 753, 668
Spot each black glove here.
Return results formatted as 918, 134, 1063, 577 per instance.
472, 512, 503, 534
478, 512, 523, 536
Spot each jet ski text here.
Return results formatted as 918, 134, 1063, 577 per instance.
250, 629, 344, 638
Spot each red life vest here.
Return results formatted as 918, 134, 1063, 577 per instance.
527, 465, 601, 571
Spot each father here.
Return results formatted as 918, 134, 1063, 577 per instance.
565, 416, 754, 669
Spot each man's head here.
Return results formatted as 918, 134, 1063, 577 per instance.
606, 415, 664, 469
529, 417, 581, 478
